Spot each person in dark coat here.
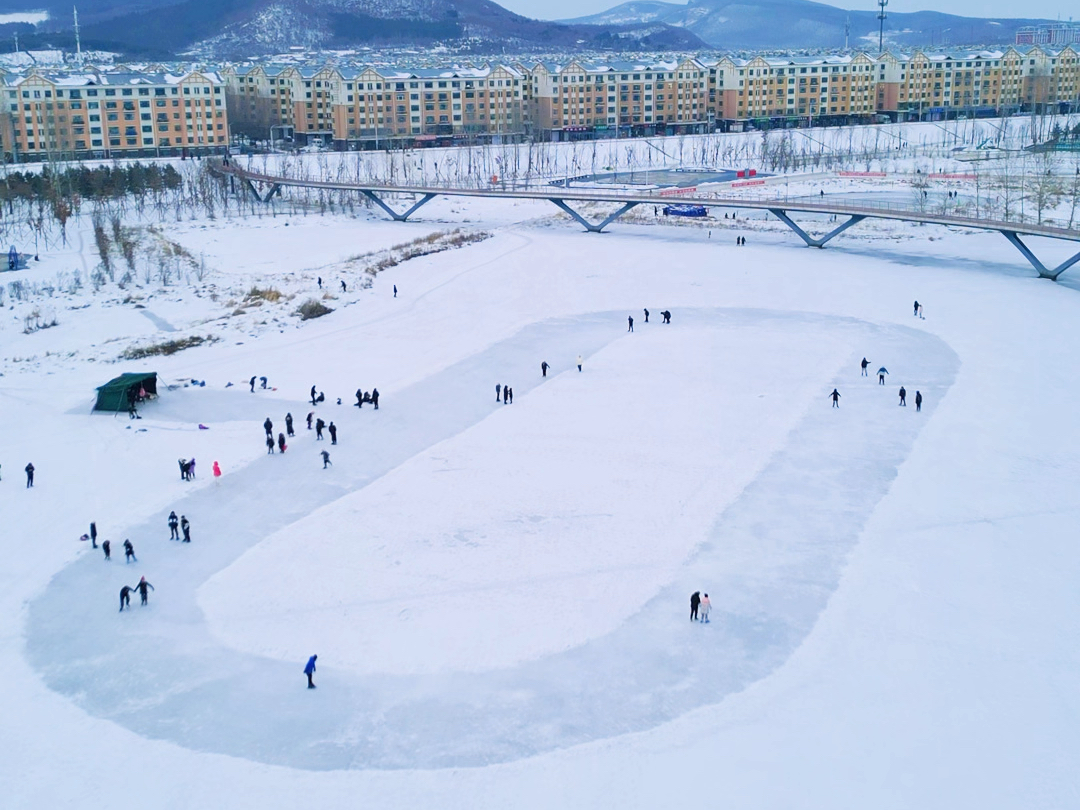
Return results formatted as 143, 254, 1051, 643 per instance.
507, 387, 513, 404
356, 388, 364, 408
340, 280, 347, 293
285, 413, 294, 437
393, 284, 398, 298
123, 539, 136, 563
178, 458, 187, 481
915, 390, 923, 412
316, 418, 325, 440
250, 376, 257, 393
260, 377, 268, 389
627, 315, 634, 332
496, 384, 501, 402
102, 539, 111, 560
899, 386, 907, 406
25, 462, 34, 487
662, 310, 671, 323
321, 450, 331, 469
310, 385, 318, 406
120, 585, 134, 612
913, 300, 920, 316
830, 388, 841, 407
861, 357, 869, 376
90, 522, 98, 549
266, 435, 275, 454
371, 389, 379, 410
187, 458, 195, 480
168, 511, 180, 540
541, 361, 549, 377
181, 516, 190, 543
278, 432, 287, 453
263, 417, 273, 438
328, 422, 337, 445
690, 591, 700, 621
304, 654, 317, 688
307, 412, 314, 430
135, 576, 154, 606
644, 308, 649, 323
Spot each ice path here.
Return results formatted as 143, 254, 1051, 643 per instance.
25, 309, 958, 770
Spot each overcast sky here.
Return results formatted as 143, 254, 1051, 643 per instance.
504, 0, 1075, 23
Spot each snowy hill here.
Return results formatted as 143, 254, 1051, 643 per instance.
562, 0, 1059, 50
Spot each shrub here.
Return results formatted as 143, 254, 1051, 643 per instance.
247, 286, 283, 302
297, 299, 333, 320
120, 335, 218, 359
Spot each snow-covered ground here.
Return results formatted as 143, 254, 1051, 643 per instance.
3, 176, 1080, 806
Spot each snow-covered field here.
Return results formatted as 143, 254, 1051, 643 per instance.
3, 169, 1080, 806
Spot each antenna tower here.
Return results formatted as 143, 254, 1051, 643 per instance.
74, 6, 82, 64
877, 0, 888, 54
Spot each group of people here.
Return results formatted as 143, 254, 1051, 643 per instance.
689, 591, 712, 623
177, 458, 196, 481
167, 511, 192, 542
833, 356, 923, 412
355, 389, 380, 409
495, 384, 514, 404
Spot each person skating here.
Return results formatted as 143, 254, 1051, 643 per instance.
915, 390, 923, 412
307, 412, 314, 430
304, 654, 318, 688
266, 435, 275, 454
316, 418, 325, 440
249, 376, 256, 393
899, 386, 907, 406
135, 576, 154, 606
644, 308, 649, 323
700, 593, 711, 623
577, 355, 583, 372
168, 511, 180, 540
119, 585, 134, 612
861, 357, 869, 376
285, 413, 294, 437
541, 361, 549, 377
263, 417, 273, 438
371, 389, 379, 410
25, 462, 34, 488
123, 539, 136, 563
690, 591, 700, 621
102, 539, 111, 561
830, 388, 841, 408
321, 450, 332, 469
877, 367, 888, 385
328, 422, 337, 445
662, 310, 671, 324
278, 432, 287, 453
496, 383, 501, 402
627, 315, 634, 332
90, 521, 98, 549
181, 516, 191, 543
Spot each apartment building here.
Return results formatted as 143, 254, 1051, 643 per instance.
223, 63, 526, 147
0, 68, 228, 160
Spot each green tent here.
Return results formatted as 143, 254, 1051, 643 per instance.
94, 372, 158, 412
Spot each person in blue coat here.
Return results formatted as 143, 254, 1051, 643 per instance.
304, 655, 318, 688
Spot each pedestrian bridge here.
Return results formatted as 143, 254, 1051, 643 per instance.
212, 160, 1080, 281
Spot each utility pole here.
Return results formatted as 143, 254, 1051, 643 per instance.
845, 17, 850, 51
878, 0, 888, 54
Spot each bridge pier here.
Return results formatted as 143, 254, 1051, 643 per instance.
769, 209, 866, 248
999, 230, 1080, 281
361, 191, 436, 222
549, 199, 638, 233
242, 178, 282, 203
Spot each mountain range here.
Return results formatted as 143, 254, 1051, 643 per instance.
563, 0, 1058, 51
0, 0, 1060, 58
0, 0, 705, 57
